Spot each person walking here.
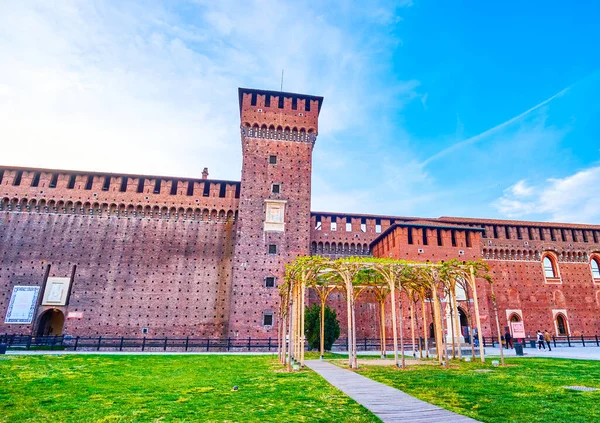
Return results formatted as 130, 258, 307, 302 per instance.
543, 330, 552, 351
537, 330, 546, 350
473, 327, 479, 347
504, 329, 513, 349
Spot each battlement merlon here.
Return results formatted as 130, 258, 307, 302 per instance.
238, 87, 324, 137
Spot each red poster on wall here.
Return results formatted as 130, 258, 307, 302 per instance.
511, 321, 526, 338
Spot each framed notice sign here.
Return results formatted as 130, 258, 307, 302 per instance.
5, 286, 40, 324
510, 321, 526, 338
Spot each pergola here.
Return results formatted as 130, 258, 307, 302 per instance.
278, 256, 505, 370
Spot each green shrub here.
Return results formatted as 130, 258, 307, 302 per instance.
304, 304, 341, 351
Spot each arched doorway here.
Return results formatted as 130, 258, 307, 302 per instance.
458, 307, 469, 343
36, 309, 65, 336
556, 314, 568, 336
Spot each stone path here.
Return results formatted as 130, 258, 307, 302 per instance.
305, 360, 480, 423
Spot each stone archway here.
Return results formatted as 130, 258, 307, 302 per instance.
37, 309, 65, 336
458, 307, 469, 343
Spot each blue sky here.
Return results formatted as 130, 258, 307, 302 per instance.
1, 1, 599, 223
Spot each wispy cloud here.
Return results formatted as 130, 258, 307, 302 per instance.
420, 84, 571, 167
495, 166, 600, 223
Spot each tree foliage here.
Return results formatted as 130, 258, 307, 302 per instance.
304, 304, 341, 351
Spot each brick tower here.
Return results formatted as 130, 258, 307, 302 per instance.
228, 88, 324, 338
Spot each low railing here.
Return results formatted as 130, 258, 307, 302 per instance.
2, 333, 599, 352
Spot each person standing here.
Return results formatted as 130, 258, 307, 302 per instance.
543, 330, 552, 351
537, 330, 546, 350
473, 327, 479, 347
504, 329, 513, 349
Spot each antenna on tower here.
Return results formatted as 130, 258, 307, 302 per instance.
280, 69, 284, 91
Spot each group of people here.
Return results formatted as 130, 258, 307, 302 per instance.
502, 329, 552, 351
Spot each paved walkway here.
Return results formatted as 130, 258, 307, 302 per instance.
485, 345, 600, 361
305, 360, 479, 423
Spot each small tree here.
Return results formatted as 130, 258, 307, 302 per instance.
304, 304, 341, 351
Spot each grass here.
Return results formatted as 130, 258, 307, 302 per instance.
356, 357, 600, 423
0, 354, 379, 423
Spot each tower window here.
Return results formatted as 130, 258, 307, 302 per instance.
85, 175, 94, 190
137, 179, 145, 193
265, 276, 276, 288
583, 231, 589, 243
31, 172, 41, 187
561, 229, 567, 242
315, 215, 322, 231
0, 170, 4, 185
271, 184, 280, 194
422, 228, 428, 245
102, 176, 111, 191
203, 181, 210, 197
504, 226, 510, 239
550, 228, 556, 241
219, 183, 227, 197
263, 312, 274, 327
451, 230, 457, 247
539, 228, 545, 241
186, 181, 194, 196
466, 232, 472, 248
407, 227, 413, 245
346, 221, 352, 232
268, 244, 277, 254
528, 227, 534, 240
331, 216, 337, 231
593, 231, 599, 244
516, 227, 522, 240
493, 226, 498, 238
572, 229, 578, 242
591, 257, 600, 279
543, 255, 558, 279
360, 218, 366, 233
375, 219, 381, 233
269, 155, 278, 165
437, 229, 443, 246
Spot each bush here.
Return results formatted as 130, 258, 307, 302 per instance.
304, 304, 341, 351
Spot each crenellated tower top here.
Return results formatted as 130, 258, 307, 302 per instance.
238, 88, 324, 144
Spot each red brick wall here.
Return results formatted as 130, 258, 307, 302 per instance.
0, 210, 235, 337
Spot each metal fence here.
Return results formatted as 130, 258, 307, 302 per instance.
2, 333, 599, 352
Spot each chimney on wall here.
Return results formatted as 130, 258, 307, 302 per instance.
202, 168, 209, 180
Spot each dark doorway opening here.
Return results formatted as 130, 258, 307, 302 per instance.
458, 307, 469, 343
37, 309, 65, 336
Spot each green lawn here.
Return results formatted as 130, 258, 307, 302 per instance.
0, 354, 379, 423
356, 357, 600, 423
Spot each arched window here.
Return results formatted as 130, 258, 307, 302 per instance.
591, 257, 600, 279
556, 314, 568, 336
543, 255, 558, 278
509, 313, 521, 323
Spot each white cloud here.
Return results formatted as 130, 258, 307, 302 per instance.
494, 166, 600, 223
0, 0, 417, 183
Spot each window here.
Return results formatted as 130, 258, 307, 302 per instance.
407, 227, 413, 244
154, 179, 162, 194
528, 227, 534, 240
315, 216, 322, 231
102, 176, 111, 191
493, 226, 498, 238
571, 229, 578, 242
591, 258, 600, 279
360, 218, 366, 233
466, 231, 472, 248
451, 230, 457, 247
269, 155, 278, 165
437, 229, 443, 246
263, 312, 274, 326
219, 183, 226, 198
141, 328, 149, 335
268, 244, 277, 254
331, 217, 337, 231
539, 228, 545, 241
422, 228, 428, 245
543, 256, 557, 278
505, 226, 510, 239
583, 231, 589, 243
517, 227, 522, 240
556, 314, 567, 336
170, 180, 178, 195
346, 221, 352, 232
137, 179, 145, 193
202, 181, 210, 197
271, 183, 280, 194
265, 276, 276, 288
186, 181, 194, 196
375, 219, 381, 233
550, 228, 556, 241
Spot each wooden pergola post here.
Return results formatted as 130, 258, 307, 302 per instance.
389, 278, 399, 367
431, 283, 444, 365
421, 296, 428, 358
409, 295, 416, 358
451, 281, 462, 360
469, 265, 485, 363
